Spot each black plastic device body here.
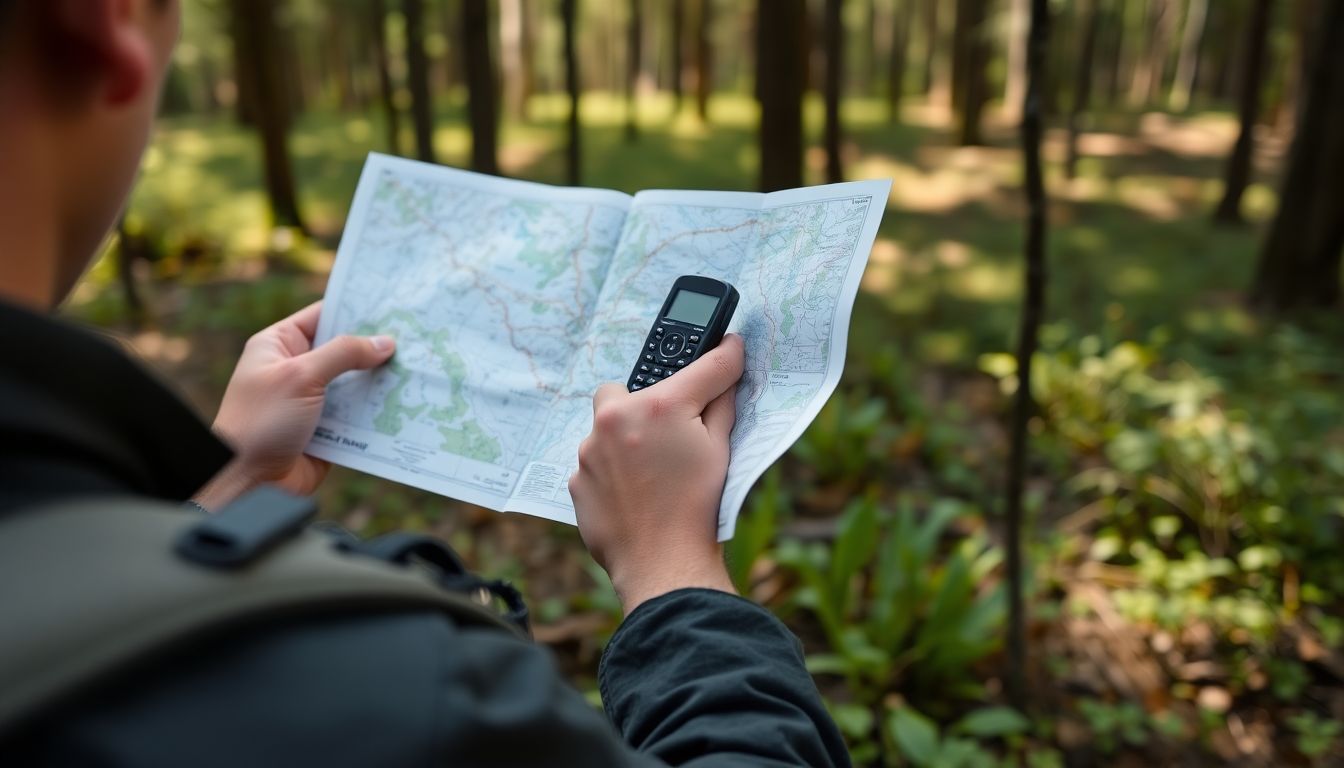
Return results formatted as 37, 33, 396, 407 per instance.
627, 275, 739, 392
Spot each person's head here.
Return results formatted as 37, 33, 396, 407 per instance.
0, 0, 180, 309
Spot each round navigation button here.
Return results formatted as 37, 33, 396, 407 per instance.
659, 333, 685, 357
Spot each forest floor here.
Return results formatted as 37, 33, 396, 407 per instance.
67, 93, 1344, 766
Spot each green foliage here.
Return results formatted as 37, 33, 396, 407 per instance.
725, 469, 784, 593
779, 496, 1005, 714
887, 705, 1032, 768
1286, 711, 1343, 762
1076, 700, 1149, 754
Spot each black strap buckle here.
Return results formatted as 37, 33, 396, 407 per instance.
347, 532, 531, 636
176, 487, 316, 569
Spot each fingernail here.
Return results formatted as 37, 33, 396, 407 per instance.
369, 335, 395, 352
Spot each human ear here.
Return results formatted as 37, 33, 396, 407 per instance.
50, 0, 152, 106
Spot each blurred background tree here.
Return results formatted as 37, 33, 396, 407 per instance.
83, 1, 1344, 765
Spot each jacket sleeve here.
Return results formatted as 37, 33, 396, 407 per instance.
598, 588, 851, 768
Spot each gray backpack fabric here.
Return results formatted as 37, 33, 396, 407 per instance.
0, 487, 525, 738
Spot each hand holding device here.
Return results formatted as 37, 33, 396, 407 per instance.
628, 276, 739, 392
198, 301, 396, 509
571, 331, 745, 615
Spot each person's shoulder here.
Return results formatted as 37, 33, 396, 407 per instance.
12, 608, 515, 765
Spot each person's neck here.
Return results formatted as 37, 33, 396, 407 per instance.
0, 95, 62, 311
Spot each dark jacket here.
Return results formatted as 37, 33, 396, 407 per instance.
0, 301, 849, 767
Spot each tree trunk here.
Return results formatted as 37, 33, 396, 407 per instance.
229, 5, 256, 126
758, 0, 805, 191
954, 0, 989, 145
115, 216, 146, 326
403, 0, 437, 163
233, 0, 307, 233
462, 0, 499, 174
371, 0, 402, 155
501, 0, 527, 121
920, 0, 939, 95
1168, 0, 1207, 111
823, 0, 843, 183
1252, 0, 1344, 310
1128, 0, 1173, 107
1213, 0, 1272, 225
693, 0, 713, 121
1006, 0, 1051, 714
562, 0, 581, 185
1101, 0, 1127, 106
671, 0, 685, 112
626, 0, 643, 141
1002, 0, 1029, 122
887, 0, 912, 123
1064, 0, 1099, 179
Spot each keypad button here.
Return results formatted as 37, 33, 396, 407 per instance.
639, 364, 649, 373
634, 374, 646, 383
659, 357, 672, 365
646, 376, 659, 385
647, 342, 656, 350
631, 383, 642, 391
659, 333, 685, 357
689, 335, 701, 343
676, 359, 687, 367
654, 326, 665, 336
652, 367, 664, 375
644, 354, 654, 362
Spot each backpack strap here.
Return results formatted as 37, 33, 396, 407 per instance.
0, 488, 524, 737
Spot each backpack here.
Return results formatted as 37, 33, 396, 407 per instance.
0, 487, 529, 739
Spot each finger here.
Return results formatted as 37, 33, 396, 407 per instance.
288, 301, 324, 338
655, 334, 744, 410
593, 382, 626, 417
700, 383, 738, 444
269, 301, 324, 357
300, 333, 395, 385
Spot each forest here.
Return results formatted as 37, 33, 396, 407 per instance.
72, 0, 1344, 765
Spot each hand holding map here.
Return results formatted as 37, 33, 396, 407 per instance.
306, 154, 889, 539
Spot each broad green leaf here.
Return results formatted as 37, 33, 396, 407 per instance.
804, 653, 853, 676
827, 702, 875, 739
889, 706, 940, 766
950, 706, 1030, 738
830, 498, 880, 617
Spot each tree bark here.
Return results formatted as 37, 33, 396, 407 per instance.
887, 0, 912, 123
920, 0, 939, 95
626, 0, 643, 141
693, 0, 713, 121
1168, 0, 1208, 111
562, 0, 581, 185
954, 0, 989, 145
1213, 0, 1272, 225
501, 0, 527, 121
1064, 0, 1099, 179
823, 0, 843, 183
462, 0, 500, 174
1002, 0, 1029, 122
403, 0, 437, 163
371, 0, 402, 155
757, 0, 805, 192
1252, 0, 1344, 310
1128, 0, 1173, 107
671, 0, 685, 112
233, 0, 307, 233
1006, 0, 1051, 715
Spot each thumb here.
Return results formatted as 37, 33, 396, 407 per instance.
701, 383, 737, 444
301, 334, 395, 385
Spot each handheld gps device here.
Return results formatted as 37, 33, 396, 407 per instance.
627, 275, 739, 392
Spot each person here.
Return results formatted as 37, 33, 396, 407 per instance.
0, 1, 849, 765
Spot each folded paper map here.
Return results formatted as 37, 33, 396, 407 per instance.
307, 153, 889, 539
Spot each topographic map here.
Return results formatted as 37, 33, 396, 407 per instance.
308, 154, 889, 538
